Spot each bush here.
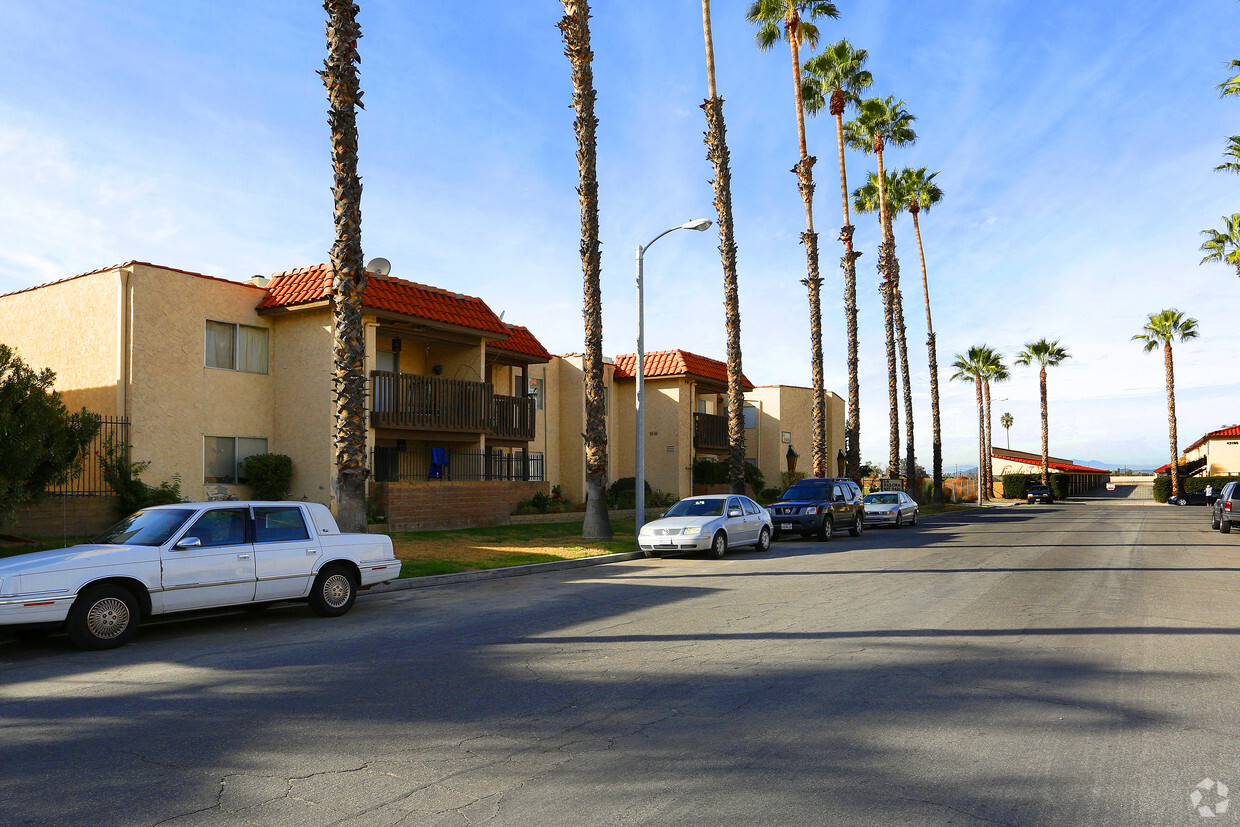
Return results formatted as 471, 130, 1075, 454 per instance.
609, 477, 653, 500
758, 487, 782, 505
1003, 473, 1073, 501
1156, 475, 1240, 502
779, 470, 805, 492
239, 453, 293, 500
98, 435, 186, 514
691, 457, 728, 486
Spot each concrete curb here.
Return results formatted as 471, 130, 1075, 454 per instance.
365, 551, 649, 594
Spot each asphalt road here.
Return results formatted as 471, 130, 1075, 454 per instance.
2, 502, 1239, 826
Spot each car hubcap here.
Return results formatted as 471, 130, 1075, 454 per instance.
322, 574, 351, 608
86, 598, 129, 639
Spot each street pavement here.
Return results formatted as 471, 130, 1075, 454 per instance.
2, 501, 1238, 826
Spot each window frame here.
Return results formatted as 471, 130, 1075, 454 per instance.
204, 435, 270, 485
204, 319, 270, 375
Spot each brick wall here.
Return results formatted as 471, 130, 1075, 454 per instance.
5, 496, 121, 538
380, 480, 549, 531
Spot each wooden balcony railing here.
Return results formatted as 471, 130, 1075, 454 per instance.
370, 371, 535, 440
693, 412, 729, 451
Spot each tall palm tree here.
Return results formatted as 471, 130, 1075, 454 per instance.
901, 167, 945, 504
979, 348, 1009, 499
321, 0, 367, 532
1199, 214, 1240, 278
1000, 412, 1013, 449
950, 346, 990, 502
559, 1, 611, 539
802, 39, 871, 481
747, 0, 840, 478
1214, 136, 1240, 175
702, 0, 746, 495
1133, 311, 1198, 499
1014, 339, 1071, 488
844, 97, 916, 478
852, 169, 914, 482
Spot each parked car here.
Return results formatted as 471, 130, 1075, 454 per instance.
863, 491, 919, 527
0, 501, 401, 649
768, 478, 864, 541
1213, 482, 1240, 534
1170, 491, 1217, 506
638, 494, 772, 559
1026, 485, 1054, 504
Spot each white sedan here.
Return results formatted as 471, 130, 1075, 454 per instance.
862, 491, 919, 527
0, 501, 401, 649
638, 494, 773, 558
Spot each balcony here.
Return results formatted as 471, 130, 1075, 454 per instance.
693, 412, 729, 452
370, 371, 535, 440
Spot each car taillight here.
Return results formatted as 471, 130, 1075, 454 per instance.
1227, 501, 1233, 513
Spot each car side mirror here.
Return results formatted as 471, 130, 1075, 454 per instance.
175, 537, 202, 549
728, 508, 742, 518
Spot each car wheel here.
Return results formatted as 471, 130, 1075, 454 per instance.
894, 512, 903, 528
756, 527, 772, 552
910, 510, 918, 526
708, 531, 728, 559
308, 564, 357, 617
1223, 519, 1233, 535
1213, 514, 1222, 530
850, 513, 863, 537
1173, 497, 1186, 506
816, 516, 833, 541
771, 529, 782, 542
66, 584, 140, 650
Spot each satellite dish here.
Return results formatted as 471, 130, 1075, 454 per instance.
366, 257, 391, 276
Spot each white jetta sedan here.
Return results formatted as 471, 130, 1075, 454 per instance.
0, 501, 401, 649
862, 491, 919, 527
638, 494, 773, 558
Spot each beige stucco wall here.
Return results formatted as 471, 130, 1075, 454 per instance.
528, 355, 617, 503
745, 386, 844, 487
0, 268, 122, 415
271, 307, 335, 503
1186, 436, 1240, 476
126, 264, 274, 501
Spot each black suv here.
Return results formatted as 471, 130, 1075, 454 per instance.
769, 478, 864, 541
1026, 485, 1054, 504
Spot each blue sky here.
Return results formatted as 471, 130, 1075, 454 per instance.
1, 1, 1236, 470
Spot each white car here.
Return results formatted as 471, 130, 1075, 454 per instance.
638, 494, 773, 558
862, 491, 919, 527
0, 501, 401, 649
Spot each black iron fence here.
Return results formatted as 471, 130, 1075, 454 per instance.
372, 447, 543, 483
47, 416, 130, 496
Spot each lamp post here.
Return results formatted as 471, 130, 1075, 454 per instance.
636, 218, 712, 539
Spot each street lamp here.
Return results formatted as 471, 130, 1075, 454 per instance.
636, 218, 712, 539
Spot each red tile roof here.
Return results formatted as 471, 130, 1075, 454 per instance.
993, 451, 1108, 474
613, 349, 753, 390
0, 260, 262, 300
1184, 425, 1240, 454
488, 324, 552, 361
256, 264, 508, 336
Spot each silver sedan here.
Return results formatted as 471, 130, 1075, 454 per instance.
862, 491, 919, 527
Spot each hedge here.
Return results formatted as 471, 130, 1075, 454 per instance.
1002, 473, 1071, 500
1153, 475, 1240, 503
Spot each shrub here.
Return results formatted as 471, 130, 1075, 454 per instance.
609, 477, 653, 500
779, 470, 805, 492
239, 453, 293, 500
366, 484, 386, 524
98, 435, 186, 514
758, 487, 782, 505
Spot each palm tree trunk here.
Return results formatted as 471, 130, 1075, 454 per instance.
982, 378, 993, 499
701, 0, 745, 494
880, 276, 899, 476
322, 0, 367, 533
1164, 342, 1181, 497
833, 101, 861, 481
1039, 366, 1050, 487
912, 209, 943, 505
894, 284, 915, 492
974, 376, 984, 499
559, 0, 611, 539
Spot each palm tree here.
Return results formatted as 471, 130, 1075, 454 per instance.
950, 346, 990, 502
321, 0, 367, 532
701, 0, 746, 495
1214, 136, 1240, 175
559, 1, 611, 539
747, 0, 840, 478
1219, 59, 1240, 97
1000, 412, 1013, 449
978, 348, 1009, 499
802, 39, 871, 481
844, 97, 916, 477
1133, 311, 1199, 499
1199, 214, 1240, 278
1014, 339, 1071, 488
901, 167, 945, 504
852, 169, 914, 481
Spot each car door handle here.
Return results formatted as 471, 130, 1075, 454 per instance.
306, 549, 318, 555
238, 553, 251, 560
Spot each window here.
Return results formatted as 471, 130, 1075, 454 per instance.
205, 321, 269, 374
375, 349, 398, 373
527, 377, 545, 410
743, 405, 758, 429
743, 498, 760, 515
254, 507, 310, 543
205, 436, 269, 484
184, 508, 248, 547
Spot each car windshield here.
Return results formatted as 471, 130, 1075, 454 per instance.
783, 483, 831, 501
865, 493, 898, 505
1029, 486, 1049, 493
664, 498, 726, 518
93, 508, 197, 546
